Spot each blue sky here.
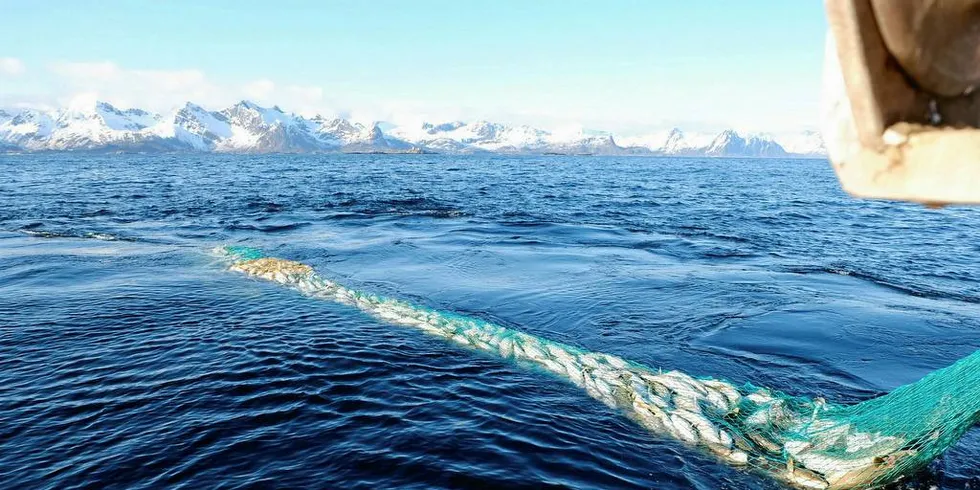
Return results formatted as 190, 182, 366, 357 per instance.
0, 1, 827, 133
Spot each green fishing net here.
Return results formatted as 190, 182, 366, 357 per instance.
217, 246, 978, 489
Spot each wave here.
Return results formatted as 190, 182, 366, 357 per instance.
224, 222, 312, 233
316, 196, 466, 220
244, 199, 285, 213
784, 265, 980, 305
216, 246, 969, 490
80, 209, 115, 218
673, 227, 753, 244
17, 227, 138, 242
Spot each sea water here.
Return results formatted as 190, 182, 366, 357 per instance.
1, 153, 978, 488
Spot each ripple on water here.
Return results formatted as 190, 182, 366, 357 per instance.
0, 154, 977, 488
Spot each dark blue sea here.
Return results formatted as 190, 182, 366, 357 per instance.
1, 154, 978, 489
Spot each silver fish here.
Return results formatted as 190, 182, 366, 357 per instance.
674, 409, 726, 447
669, 413, 699, 444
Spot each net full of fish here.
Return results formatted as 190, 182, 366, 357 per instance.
216, 246, 980, 490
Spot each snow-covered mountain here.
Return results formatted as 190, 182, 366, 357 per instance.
0, 109, 55, 150
0, 99, 826, 157
618, 128, 717, 155
705, 130, 787, 157
772, 130, 826, 157
617, 128, 809, 158
389, 120, 552, 153
0, 100, 413, 153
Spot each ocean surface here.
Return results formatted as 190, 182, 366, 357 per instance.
1, 153, 978, 489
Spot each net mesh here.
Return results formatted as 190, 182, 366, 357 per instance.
217, 246, 978, 489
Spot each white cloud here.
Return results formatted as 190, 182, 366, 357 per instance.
39, 61, 340, 117
67, 92, 101, 112
242, 79, 276, 101
0, 57, 25, 76
49, 60, 118, 80
47, 60, 223, 113
284, 85, 324, 113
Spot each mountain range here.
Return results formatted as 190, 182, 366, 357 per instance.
0, 100, 826, 157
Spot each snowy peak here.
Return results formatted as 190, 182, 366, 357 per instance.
219, 100, 291, 131
619, 128, 714, 155
663, 128, 685, 152
365, 123, 385, 141
0, 109, 56, 149
91, 102, 160, 131
704, 130, 787, 157
466, 120, 505, 141
312, 117, 363, 144
157, 101, 233, 149
774, 130, 826, 157
213, 101, 320, 152
7, 109, 54, 131
342, 122, 409, 152
53, 100, 158, 132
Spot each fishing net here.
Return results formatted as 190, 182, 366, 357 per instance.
217, 246, 979, 489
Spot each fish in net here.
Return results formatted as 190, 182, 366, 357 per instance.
217, 246, 979, 489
